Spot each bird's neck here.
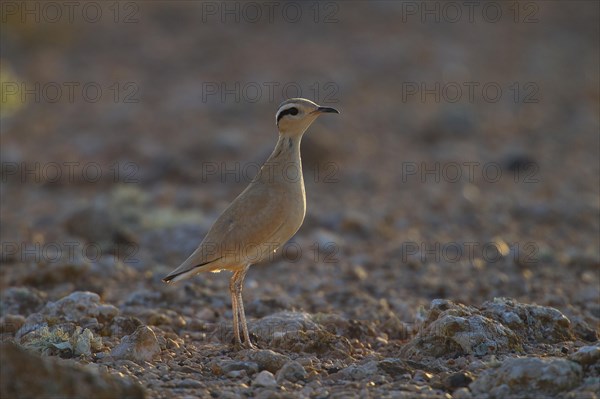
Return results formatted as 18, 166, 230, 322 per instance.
268, 134, 302, 164
257, 134, 303, 185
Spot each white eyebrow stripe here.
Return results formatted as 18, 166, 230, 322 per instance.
276, 104, 299, 123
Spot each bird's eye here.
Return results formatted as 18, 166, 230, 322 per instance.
276, 106, 301, 124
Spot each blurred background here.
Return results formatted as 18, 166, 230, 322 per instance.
1, 0, 598, 376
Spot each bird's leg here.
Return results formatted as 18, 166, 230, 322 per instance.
234, 265, 255, 349
229, 272, 242, 346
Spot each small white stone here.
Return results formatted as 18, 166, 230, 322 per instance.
253, 370, 277, 388
226, 370, 246, 378
569, 345, 600, 366
453, 387, 472, 399
276, 360, 307, 383
110, 326, 160, 363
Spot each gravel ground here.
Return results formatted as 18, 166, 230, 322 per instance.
1, 2, 599, 398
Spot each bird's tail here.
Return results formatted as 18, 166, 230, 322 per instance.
162, 257, 222, 283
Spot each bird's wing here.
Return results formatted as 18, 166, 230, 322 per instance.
203, 181, 291, 257
163, 181, 290, 282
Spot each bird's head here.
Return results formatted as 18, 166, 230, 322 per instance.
275, 98, 339, 136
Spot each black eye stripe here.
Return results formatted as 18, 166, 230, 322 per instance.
277, 107, 299, 123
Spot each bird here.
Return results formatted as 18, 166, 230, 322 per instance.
163, 98, 339, 348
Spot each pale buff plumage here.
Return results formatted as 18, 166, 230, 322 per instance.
163, 98, 339, 348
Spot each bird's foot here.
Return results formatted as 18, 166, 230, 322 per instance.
232, 342, 244, 351
232, 340, 257, 350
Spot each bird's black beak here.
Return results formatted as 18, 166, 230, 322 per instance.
316, 106, 340, 114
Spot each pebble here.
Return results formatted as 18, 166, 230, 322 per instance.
446, 372, 473, 389
400, 299, 521, 358
276, 360, 307, 383
226, 370, 247, 378
413, 370, 433, 383
177, 378, 203, 389
0, 314, 26, 334
334, 361, 379, 381
243, 349, 290, 373
215, 360, 259, 376
41, 291, 119, 324
0, 287, 46, 317
568, 345, 600, 366
253, 370, 277, 388
452, 387, 472, 399
1, 343, 144, 398
480, 297, 574, 343
470, 357, 582, 397
110, 326, 161, 363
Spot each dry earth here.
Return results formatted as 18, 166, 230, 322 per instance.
1, 2, 599, 398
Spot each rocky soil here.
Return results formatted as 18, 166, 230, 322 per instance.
1, 2, 599, 398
